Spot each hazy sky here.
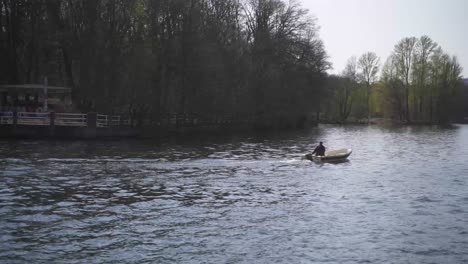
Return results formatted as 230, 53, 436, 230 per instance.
299, 0, 468, 77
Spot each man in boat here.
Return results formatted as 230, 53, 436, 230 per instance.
312, 142, 326, 156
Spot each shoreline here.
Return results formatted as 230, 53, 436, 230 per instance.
1, 121, 464, 140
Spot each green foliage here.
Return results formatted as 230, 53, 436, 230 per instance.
324, 36, 463, 125
384, 36, 463, 124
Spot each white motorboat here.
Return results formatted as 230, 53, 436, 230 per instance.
305, 148, 352, 162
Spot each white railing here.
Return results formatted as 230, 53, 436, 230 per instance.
17, 112, 50, 125
121, 118, 131, 126
56, 113, 87, 127
0, 112, 13, 124
110, 115, 120, 126
97, 114, 108, 127
0, 111, 128, 128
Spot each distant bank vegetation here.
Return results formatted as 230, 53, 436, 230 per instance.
323, 36, 464, 125
0, 0, 464, 128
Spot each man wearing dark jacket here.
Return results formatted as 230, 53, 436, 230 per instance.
312, 142, 326, 156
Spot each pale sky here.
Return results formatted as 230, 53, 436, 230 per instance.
300, 0, 468, 77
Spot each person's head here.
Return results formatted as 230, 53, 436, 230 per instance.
319, 141, 323, 145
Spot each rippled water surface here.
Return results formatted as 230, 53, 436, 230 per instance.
1, 125, 468, 263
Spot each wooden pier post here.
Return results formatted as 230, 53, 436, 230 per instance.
12, 110, 18, 126
49, 111, 55, 136
85, 112, 97, 138
12, 110, 18, 135
87, 112, 97, 128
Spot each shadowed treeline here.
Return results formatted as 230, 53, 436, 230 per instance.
0, 0, 330, 129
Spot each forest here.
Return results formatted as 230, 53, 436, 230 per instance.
0, 0, 465, 128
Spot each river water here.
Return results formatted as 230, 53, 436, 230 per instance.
1, 125, 468, 263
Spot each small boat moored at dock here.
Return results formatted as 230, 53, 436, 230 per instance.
305, 148, 352, 162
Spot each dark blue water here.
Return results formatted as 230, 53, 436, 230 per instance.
1, 125, 468, 263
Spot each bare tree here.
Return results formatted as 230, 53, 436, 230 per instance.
393, 37, 417, 122
381, 55, 405, 120
358, 52, 380, 122
337, 56, 358, 122
413, 35, 438, 120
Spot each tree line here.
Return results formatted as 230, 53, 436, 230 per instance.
1, 0, 464, 127
323, 36, 464, 125
0, 0, 330, 128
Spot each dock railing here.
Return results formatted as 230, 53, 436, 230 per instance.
97, 114, 108, 127
55, 113, 87, 127
0, 111, 131, 128
17, 112, 50, 125
110, 115, 120, 126
1, 111, 257, 129
0, 112, 13, 124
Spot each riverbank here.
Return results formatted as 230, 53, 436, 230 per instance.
321, 117, 463, 126
0, 124, 138, 139
2, 114, 462, 140
0, 112, 318, 139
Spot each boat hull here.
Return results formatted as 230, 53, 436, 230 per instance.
305, 149, 352, 162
